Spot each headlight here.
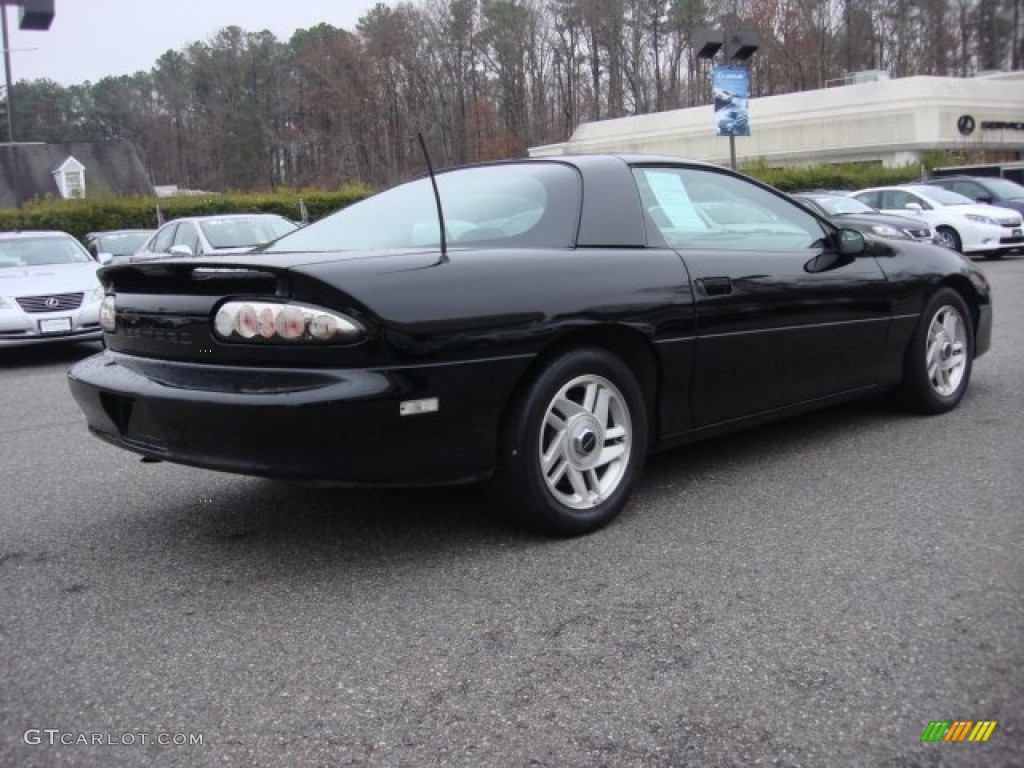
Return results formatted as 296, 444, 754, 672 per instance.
0, 296, 11, 310
99, 295, 117, 332
868, 225, 909, 239
88, 285, 105, 303
213, 301, 364, 344
965, 214, 998, 226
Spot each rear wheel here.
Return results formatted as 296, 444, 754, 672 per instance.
493, 348, 648, 536
934, 226, 962, 252
895, 288, 974, 414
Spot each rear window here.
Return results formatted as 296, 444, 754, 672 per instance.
265, 163, 581, 252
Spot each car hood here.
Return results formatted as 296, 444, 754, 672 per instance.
0, 262, 100, 296
943, 203, 1022, 222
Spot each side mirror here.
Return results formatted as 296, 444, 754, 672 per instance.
904, 203, 924, 213
168, 244, 194, 256
977, 195, 993, 204
805, 228, 864, 273
96, 252, 113, 264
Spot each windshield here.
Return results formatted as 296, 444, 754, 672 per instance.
983, 178, 1024, 199
95, 232, 151, 256
810, 196, 874, 216
0, 236, 94, 267
199, 216, 298, 249
912, 187, 975, 206
265, 163, 582, 252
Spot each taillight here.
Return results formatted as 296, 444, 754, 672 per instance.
99, 295, 117, 332
213, 301, 364, 344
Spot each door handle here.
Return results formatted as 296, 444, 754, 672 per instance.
697, 276, 733, 296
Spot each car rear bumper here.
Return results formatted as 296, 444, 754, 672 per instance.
67, 350, 532, 486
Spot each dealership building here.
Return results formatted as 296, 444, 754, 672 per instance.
529, 71, 1024, 169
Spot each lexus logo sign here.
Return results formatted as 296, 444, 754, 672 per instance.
45, 297, 60, 308
957, 115, 976, 136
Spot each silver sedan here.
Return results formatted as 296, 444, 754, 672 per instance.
0, 231, 103, 346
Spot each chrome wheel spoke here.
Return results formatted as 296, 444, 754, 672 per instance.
567, 466, 590, 500
542, 430, 568, 475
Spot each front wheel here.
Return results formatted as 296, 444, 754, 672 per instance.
934, 226, 962, 252
894, 288, 974, 414
493, 348, 648, 536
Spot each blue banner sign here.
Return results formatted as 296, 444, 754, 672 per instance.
713, 67, 750, 137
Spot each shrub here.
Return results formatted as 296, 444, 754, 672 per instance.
0, 185, 371, 243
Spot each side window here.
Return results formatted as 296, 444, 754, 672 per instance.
151, 224, 177, 253
951, 181, 982, 200
853, 191, 879, 208
885, 190, 924, 210
632, 166, 824, 251
173, 223, 201, 254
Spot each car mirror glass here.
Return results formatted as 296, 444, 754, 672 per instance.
838, 228, 866, 255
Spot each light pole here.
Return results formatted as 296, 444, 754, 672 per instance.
696, 28, 758, 170
1, 0, 54, 142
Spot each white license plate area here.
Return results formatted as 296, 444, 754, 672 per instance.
39, 317, 72, 334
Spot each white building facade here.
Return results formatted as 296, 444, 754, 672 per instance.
529, 71, 1024, 169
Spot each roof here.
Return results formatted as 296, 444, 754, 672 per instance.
0, 139, 154, 208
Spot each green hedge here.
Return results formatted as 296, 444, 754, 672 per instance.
0, 184, 370, 244
739, 160, 923, 192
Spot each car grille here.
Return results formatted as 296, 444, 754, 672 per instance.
997, 215, 1022, 227
16, 292, 84, 313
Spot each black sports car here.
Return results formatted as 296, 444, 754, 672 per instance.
793, 192, 936, 242
68, 155, 992, 536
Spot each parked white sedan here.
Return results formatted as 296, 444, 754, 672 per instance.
851, 185, 1023, 259
0, 231, 103, 346
126, 213, 298, 264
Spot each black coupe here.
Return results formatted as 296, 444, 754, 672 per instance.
68, 155, 992, 535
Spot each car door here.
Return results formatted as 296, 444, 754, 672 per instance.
634, 166, 892, 426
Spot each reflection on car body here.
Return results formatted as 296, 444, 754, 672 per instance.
69, 156, 992, 536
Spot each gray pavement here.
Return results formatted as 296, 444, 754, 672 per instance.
1, 257, 1022, 767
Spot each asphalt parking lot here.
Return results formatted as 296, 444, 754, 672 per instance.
1, 257, 1022, 768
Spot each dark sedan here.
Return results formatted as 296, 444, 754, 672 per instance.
793, 192, 935, 242
68, 156, 992, 536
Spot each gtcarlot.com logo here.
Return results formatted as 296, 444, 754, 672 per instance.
921, 720, 997, 743
24, 729, 203, 746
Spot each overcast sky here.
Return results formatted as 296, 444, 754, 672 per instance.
4, 0, 385, 87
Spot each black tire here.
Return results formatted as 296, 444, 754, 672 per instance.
492, 347, 648, 536
895, 287, 974, 414
934, 226, 962, 252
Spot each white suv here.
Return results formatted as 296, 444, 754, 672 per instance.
851, 185, 1023, 259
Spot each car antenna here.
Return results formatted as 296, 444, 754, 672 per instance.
417, 131, 449, 264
